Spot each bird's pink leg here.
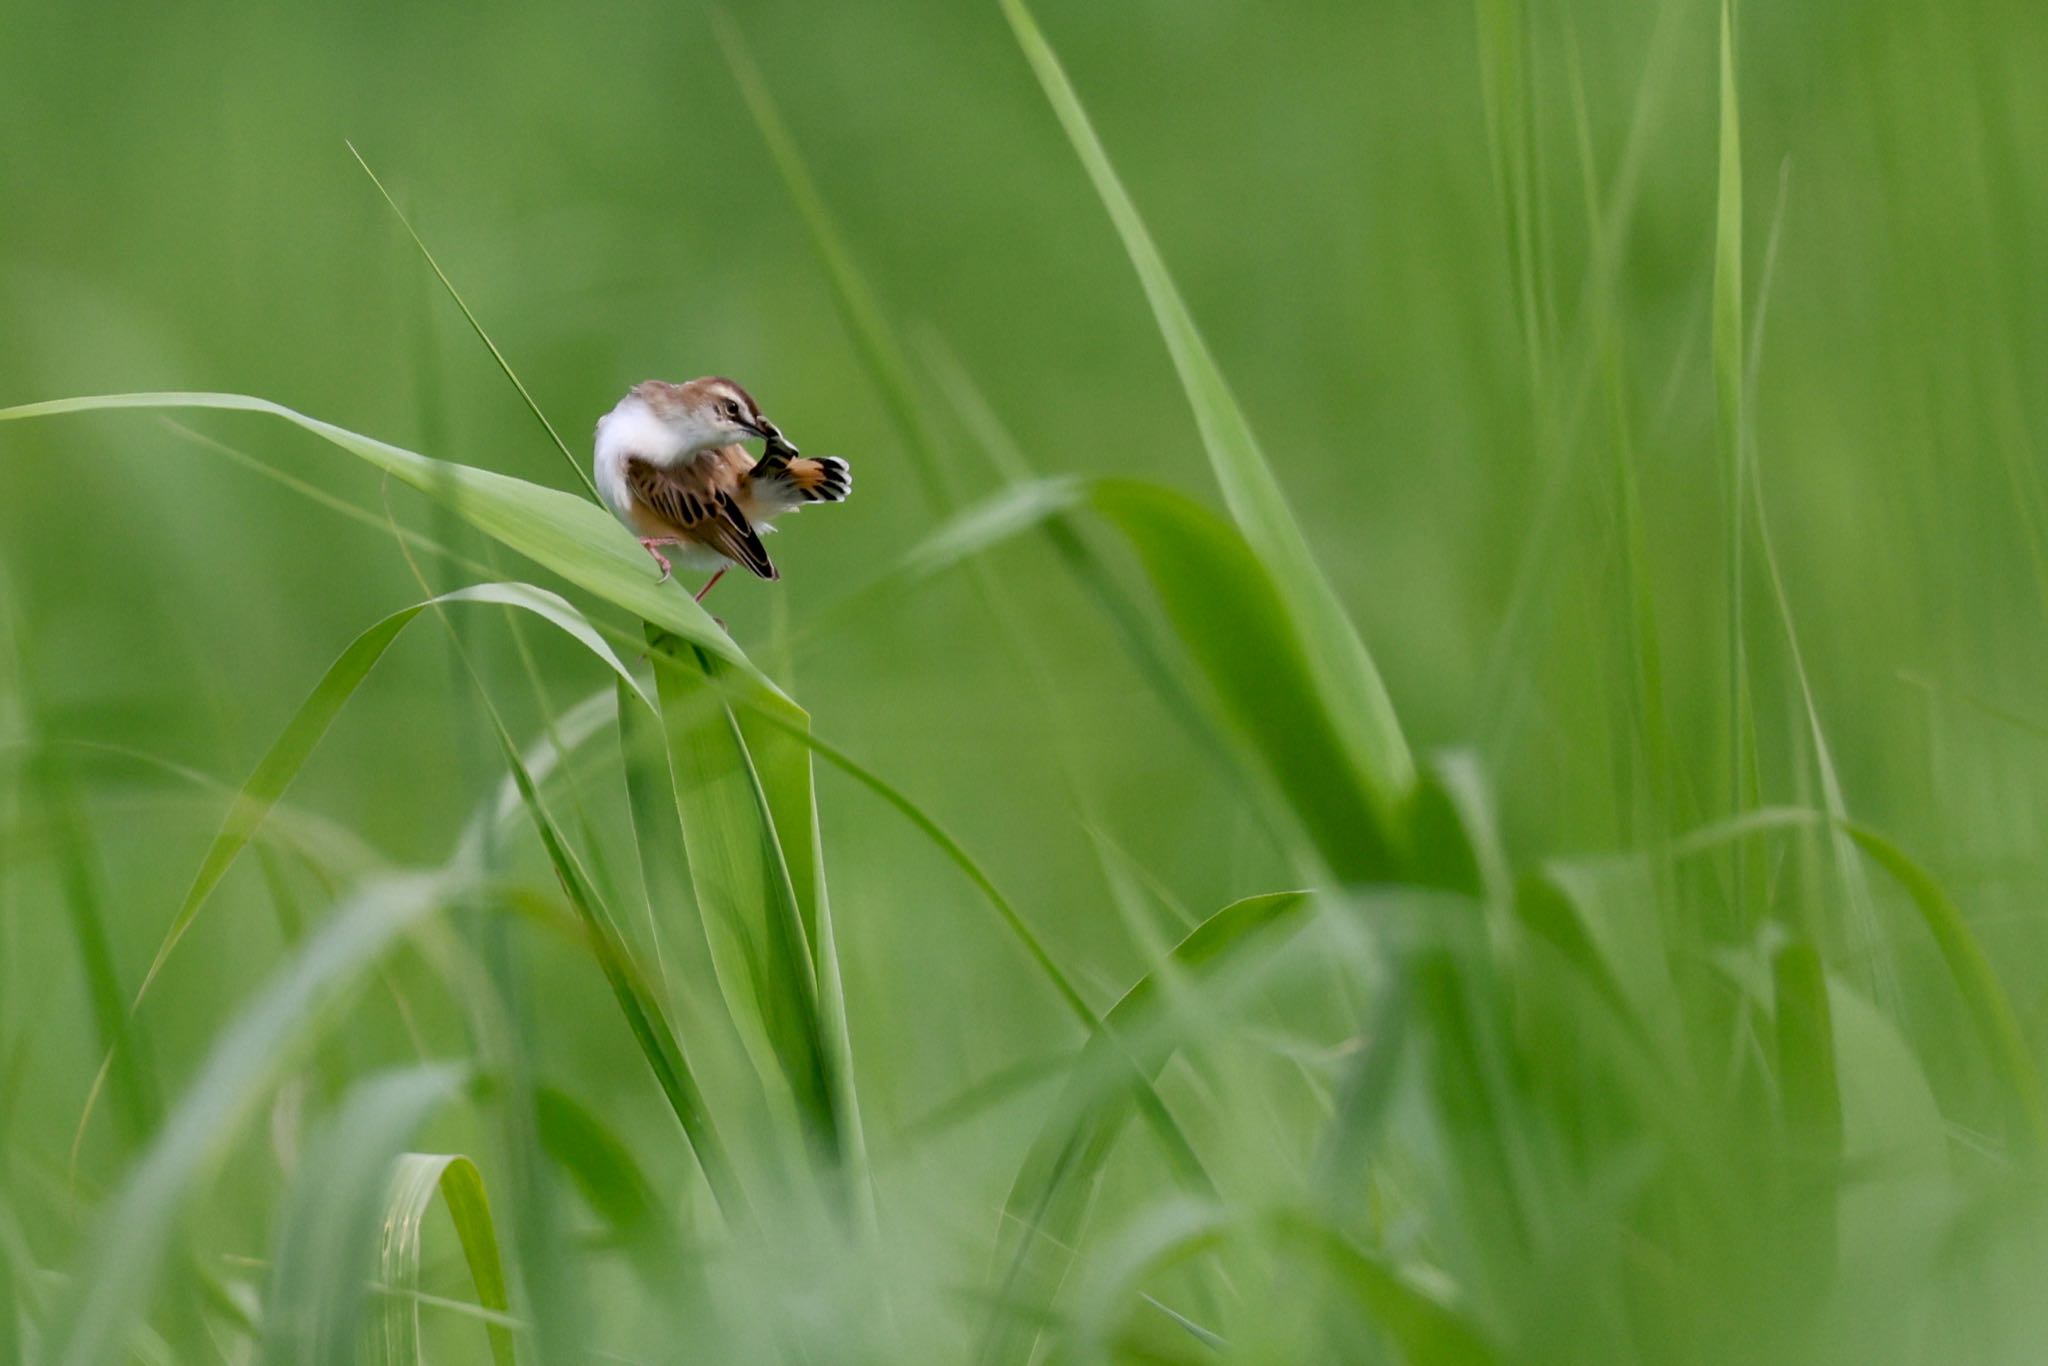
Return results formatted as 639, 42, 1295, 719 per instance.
639, 537, 678, 583
694, 566, 728, 603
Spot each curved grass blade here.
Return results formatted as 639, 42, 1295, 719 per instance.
646, 637, 842, 1183
1842, 823, 2048, 1154
41, 873, 460, 1366
731, 696, 1215, 1218
1056, 1199, 1229, 1362
1271, 1212, 1499, 1366
0, 394, 750, 674
260, 1065, 469, 1366
464, 642, 751, 1225
981, 890, 1311, 1365
379, 1151, 516, 1366
1091, 481, 1396, 881
136, 583, 652, 1006
996, 0, 1414, 843
534, 1086, 687, 1286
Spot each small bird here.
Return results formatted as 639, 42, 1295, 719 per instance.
593, 377, 852, 601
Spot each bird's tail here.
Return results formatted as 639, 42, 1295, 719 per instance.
748, 450, 853, 506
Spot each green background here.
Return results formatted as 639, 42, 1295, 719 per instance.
6, 0, 2048, 1360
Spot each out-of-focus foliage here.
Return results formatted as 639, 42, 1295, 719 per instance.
6, 0, 2048, 1360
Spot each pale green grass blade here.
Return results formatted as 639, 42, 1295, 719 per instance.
981, 890, 1311, 1365
1056, 1200, 1228, 1362
135, 583, 653, 1007
41, 873, 460, 1366
646, 636, 842, 1177
259, 1064, 468, 1366
0, 394, 748, 673
887, 478, 1090, 585
1712, 0, 1762, 923
31, 746, 160, 1149
1843, 825, 2048, 1153
379, 1151, 516, 1366
534, 1086, 687, 1286
465, 653, 752, 1223
1273, 1213, 1500, 1366
1091, 481, 1398, 882
1515, 859, 1678, 1049
9, 612, 161, 1151
728, 690, 872, 1214
1743, 164, 1892, 1005
345, 143, 596, 502
616, 677, 760, 1092
1771, 938, 1840, 1270
996, 0, 1414, 848
732, 699, 1219, 1218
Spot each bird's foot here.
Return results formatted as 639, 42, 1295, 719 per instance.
639, 539, 674, 583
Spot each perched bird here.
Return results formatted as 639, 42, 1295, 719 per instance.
593, 377, 852, 601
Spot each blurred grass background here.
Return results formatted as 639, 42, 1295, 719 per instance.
6, 0, 2048, 1360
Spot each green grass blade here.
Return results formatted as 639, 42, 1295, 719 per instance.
981, 890, 1311, 1365
345, 143, 596, 502
1771, 938, 1840, 1272
996, 0, 1414, 842
465, 652, 752, 1224
646, 636, 842, 1180
1712, 0, 1761, 926
1272, 1213, 1500, 1366
534, 1086, 688, 1287
727, 687, 872, 1215
135, 583, 653, 1007
41, 873, 460, 1366
0, 394, 749, 673
1056, 1200, 1228, 1361
1843, 824, 2048, 1154
9, 609, 162, 1152
379, 1151, 516, 1366
1090, 481, 1399, 881
732, 695, 1224, 1230
259, 1064, 469, 1366
31, 746, 160, 1150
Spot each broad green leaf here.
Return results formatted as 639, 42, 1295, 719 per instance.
379, 1150, 516, 1366
1092, 481, 1393, 881
647, 636, 841, 1177
996, 0, 1414, 852
0, 394, 750, 674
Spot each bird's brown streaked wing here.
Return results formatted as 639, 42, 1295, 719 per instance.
624, 457, 779, 580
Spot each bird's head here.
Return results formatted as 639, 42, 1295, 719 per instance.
637, 376, 774, 453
